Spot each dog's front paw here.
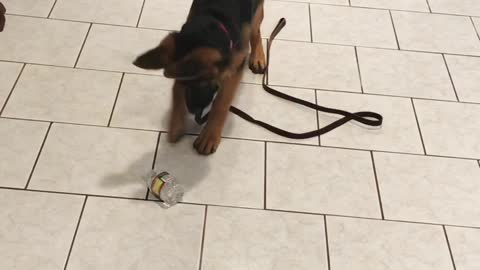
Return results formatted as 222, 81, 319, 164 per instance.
249, 55, 266, 74
168, 117, 185, 143
194, 126, 222, 155
249, 45, 266, 74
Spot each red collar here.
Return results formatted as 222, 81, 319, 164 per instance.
217, 22, 233, 51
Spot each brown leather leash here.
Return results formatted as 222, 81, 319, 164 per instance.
201, 18, 383, 139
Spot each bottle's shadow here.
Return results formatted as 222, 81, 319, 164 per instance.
101, 134, 211, 201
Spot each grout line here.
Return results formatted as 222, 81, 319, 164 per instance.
2, 27, 480, 62
308, 4, 313, 42
426, 0, 432, 13
410, 98, 428, 155
370, 152, 385, 219
74, 23, 92, 68
348, 0, 351, 6
443, 226, 458, 270
8, 5, 480, 27
274, 82, 480, 105
442, 54, 460, 102
1, 11, 471, 56
324, 216, 332, 270
136, 0, 147, 28
24, 122, 53, 189
265, 206, 480, 230
478, 160, 480, 168
354, 47, 364, 93
0, 115, 165, 133
315, 90, 321, 146
107, 73, 125, 127
264, 142, 267, 209
0, 63, 25, 116
151, 132, 161, 170
2, 113, 479, 162
47, 0, 59, 18
145, 132, 162, 200
470, 17, 480, 40
389, 10, 401, 50
2, 55, 478, 106
4, 185, 480, 230
63, 196, 88, 270
149, 132, 161, 197
144, 188, 150, 200
198, 206, 208, 270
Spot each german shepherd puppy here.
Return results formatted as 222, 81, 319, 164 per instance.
134, 0, 266, 155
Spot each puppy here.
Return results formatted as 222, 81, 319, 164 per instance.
134, 0, 266, 155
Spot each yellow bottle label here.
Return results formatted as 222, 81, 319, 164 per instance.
151, 177, 164, 196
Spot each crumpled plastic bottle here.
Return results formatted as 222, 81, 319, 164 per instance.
145, 170, 184, 208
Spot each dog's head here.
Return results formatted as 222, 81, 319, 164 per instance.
0, 2, 6, 32
133, 15, 234, 88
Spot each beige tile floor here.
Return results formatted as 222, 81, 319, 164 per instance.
0, 0, 479, 269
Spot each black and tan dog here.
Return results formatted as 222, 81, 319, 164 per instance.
134, 0, 266, 155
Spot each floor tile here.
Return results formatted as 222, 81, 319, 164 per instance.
50, 0, 144, 26
67, 197, 204, 270
374, 152, 480, 227
392, 11, 480, 55
414, 99, 480, 159
202, 206, 328, 270
269, 40, 360, 91
309, 0, 349, 4
429, 0, 480, 17
3, 0, 56, 17
139, 0, 191, 30
266, 143, 380, 218
110, 74, 172, 131
77, 24, 167, 75
350, 0, 430, 11
445, 55, 480, 103
154, 136, 264, 208
358, 47, 456, 100
29, 124, 158, 198
0, 189, 84, 270
293, 0, 348, 4
0, 61, 22, 110
0, 118, 49, 188
262, 0, 311, 42
224, 84, 319, 144
0, 16, 89, 66
317, 91, 424, 154
327, 216, 454, 270
3, 65, 121, 125
446, 227, 480, 270
310, 5, 397, 48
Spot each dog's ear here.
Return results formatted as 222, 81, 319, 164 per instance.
133, 33, 177, 70
163, 47, 222, 80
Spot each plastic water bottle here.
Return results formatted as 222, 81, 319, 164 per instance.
145, 170, 184, 208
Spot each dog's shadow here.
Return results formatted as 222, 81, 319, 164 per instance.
101, 135, 211, 200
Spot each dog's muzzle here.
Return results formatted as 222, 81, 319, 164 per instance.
185, 83, 219, 124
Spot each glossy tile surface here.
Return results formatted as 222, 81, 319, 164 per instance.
202, 206, 328, 270
3, 1, 480, 268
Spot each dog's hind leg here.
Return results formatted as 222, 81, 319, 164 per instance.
249, 3, 266, 74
